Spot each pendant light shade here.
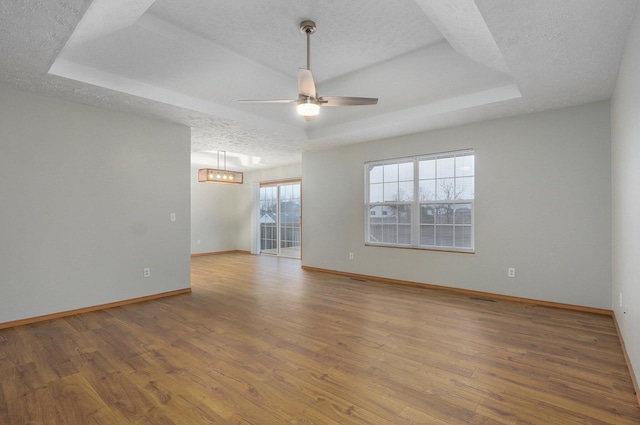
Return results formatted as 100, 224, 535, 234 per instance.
198, 151, 243, 184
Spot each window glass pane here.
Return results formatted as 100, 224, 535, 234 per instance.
436, 178, 456, 200
455, 226, 472, 248
370, 183, 383, 203
369, 206, 383, 221
419, 159, 435, 179
420, 204, 435, 224
456, 177, 474, 200
435, 204, 454, 224
436, 225, 454, 247
370, 165, 384, 183
382, 206, 398, 222
399, 162, 414, 181
437, 156, 455, 178
419, 180, 435, 201
420, 225, 434, 246
384, 163, 398, 182
383, 182, 398, 202
398, 224, 412, 244
382, 224, 397, 244
398, 205, 411, 224
369, 224, 383, 243
398, 181, 414, 202
260, 187, 277, 215
454, 204, 472, 224
456, 154, 474, 177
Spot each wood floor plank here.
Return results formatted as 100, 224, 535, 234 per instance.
0, 252, 638, 424
5, 386, 69, 425
0, 362, 46, 402
76, 350, 157, 423
127, 366, 275, 424
0, 327, 35, 372
47, 374, 121, 424
0, 380, 9, 425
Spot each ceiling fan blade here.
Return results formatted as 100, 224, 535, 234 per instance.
319, 96, 378, 106
298, 68, 316, 98
238, 99, 295, 103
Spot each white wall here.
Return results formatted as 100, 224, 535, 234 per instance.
190, 166, 239, 254
0, 84, 191, 324
303, 101, 612, 309
612, 2, 640, 390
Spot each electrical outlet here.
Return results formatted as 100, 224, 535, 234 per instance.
620, 292, 623, 308
170, 213, 176, 222
508, 268, 516, 278
349, 252, 354, 260
143, 268, 151, 278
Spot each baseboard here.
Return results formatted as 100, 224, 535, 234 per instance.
613, 312, 640, 407
191, 250, 251, 257
0, 287, 192, 330
301, 266, 612, 316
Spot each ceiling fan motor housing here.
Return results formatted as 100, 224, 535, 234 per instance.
300, 20, 317, 34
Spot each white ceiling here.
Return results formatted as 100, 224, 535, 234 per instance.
0, 0, 637, 170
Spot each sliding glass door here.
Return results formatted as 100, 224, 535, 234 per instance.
259, 180, 301, 258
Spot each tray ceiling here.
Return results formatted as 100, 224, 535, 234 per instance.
1, 0, 637, 170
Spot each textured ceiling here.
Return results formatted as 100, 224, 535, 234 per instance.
0, 0, 637, 170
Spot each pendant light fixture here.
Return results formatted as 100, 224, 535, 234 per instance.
198, 151, 243, 184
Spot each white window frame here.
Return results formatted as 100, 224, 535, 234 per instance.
365, 149, 474, 253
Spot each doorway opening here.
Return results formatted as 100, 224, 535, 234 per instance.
259, 180, 301, 259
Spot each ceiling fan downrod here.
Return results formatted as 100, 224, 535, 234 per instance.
300, 20, 316, 71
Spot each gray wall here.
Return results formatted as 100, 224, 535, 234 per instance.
612, 2, 640, 391
303, 101, 612, 309
0, 84, 191, 324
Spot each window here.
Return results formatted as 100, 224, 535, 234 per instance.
365, 150, 474, 252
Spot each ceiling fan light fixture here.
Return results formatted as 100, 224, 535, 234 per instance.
297, 98, 320, 117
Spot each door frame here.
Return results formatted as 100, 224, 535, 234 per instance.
258, 179, 302, 259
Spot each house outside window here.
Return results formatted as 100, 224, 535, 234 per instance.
365, 149, 474, 252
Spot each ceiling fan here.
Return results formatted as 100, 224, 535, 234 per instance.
238, 20, 378, 121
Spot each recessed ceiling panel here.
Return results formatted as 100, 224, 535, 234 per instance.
146, 0, 445, 82
314, 41, 516, 124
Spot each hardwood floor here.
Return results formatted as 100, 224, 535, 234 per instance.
1, 252, 639, 424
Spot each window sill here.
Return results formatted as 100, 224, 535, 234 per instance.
365, 243, 475, 254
